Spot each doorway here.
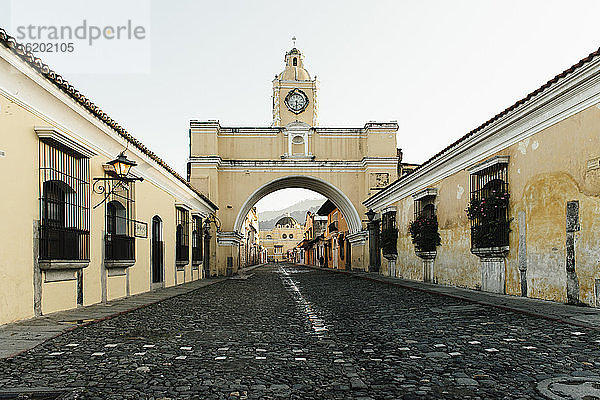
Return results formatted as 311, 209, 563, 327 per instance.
151, 215, 164, 286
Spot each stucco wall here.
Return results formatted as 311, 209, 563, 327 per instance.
0, 51, 214, 326
384, 104, 600, 306
1, 92, 49, 321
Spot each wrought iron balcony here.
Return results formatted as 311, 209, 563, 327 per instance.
176, 244, 189, 263
105, 233, 135, 261
192, 246, 202, 265
39, 225, 89, 261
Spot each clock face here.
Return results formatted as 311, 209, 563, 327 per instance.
284, 89, 308, 114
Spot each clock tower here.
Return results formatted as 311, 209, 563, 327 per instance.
272, 47, 318, 127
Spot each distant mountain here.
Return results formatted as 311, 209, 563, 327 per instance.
258, 198, 326, 230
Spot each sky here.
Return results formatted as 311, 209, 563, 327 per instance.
3, 0, 600, 212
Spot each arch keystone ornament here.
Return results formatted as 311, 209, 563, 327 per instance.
188, 47, 400, 275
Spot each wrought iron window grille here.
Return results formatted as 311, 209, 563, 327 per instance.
192, 215, 203, 265
176, 207, 190, 263
468, 161, 510, 249
104, 179, 137, 262
39, 140, 90, 261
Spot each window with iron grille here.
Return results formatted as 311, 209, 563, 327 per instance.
381, 210, 396, 231
105, 178, 136, 261
467, 158, 510, 249
39, 140, 90, 261
410, 189, 440, 252
192, 215, 203, 265
380, 209, 398, 255
176, 207, 190, 263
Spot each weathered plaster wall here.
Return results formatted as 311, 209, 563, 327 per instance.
385, 104, 600, 306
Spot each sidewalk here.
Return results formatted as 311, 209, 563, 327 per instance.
307, 265, 600, 330
0, 275, 229, 359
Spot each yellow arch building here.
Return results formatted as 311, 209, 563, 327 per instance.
188, 47, 400, 274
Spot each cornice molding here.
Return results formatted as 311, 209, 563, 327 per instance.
467, 155, 510, 174
347, 230, 368, 246
35, 126, 97, 158
188, 157, 398, 170
217, 231, 244, 246
412, 188, 438, 200
364, 54, 600, 211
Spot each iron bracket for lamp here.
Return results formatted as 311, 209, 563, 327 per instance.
92, 176, 144, 209
202, 213, 222, 232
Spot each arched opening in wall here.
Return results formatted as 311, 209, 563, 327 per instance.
236, 177, 361, 270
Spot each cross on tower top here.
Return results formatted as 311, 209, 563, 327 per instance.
292, 36, 296, 47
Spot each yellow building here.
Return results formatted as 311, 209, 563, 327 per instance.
298, 211, 327, 266
260, 216, 304, 262
0, 29, 217, 325
317, 200, 350, 270
364, 47, 600, 307
188, 46, 400, 273
240, 207, 263, 267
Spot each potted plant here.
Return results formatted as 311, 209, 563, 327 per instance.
466, 189, 511, 251
380, 226, 398, 257
409, 214, 441, 253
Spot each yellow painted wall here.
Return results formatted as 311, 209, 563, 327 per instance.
386, 104, 600, 306
191, 127, 397, 162
1, 92, 47, 323
0, 75, 210, 326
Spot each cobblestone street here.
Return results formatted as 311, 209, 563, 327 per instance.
1, 264, 600, 399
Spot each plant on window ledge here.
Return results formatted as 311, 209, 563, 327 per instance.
466, 189, 511, 249
409, 215, 441, 252
380, 226, 398, 256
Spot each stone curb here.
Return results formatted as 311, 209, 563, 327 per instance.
301, 264, 600, 330
0, 276, 229, 359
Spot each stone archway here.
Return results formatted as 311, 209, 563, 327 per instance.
233, 175, 362, 234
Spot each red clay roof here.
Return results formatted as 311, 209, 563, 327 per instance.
0, 27, 217, 211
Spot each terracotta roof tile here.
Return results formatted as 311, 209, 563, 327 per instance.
0, 28, 217, 211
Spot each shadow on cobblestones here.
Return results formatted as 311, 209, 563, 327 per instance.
0, 263, 599, 399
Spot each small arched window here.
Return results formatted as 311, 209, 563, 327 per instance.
293, 57, 297, 66
107, 200, 127, 235
42, 180, 69, 227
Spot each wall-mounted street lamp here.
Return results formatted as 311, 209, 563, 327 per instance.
107, 151, 138, 178
92, 151, 144, 209
365, 209, 376, 222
